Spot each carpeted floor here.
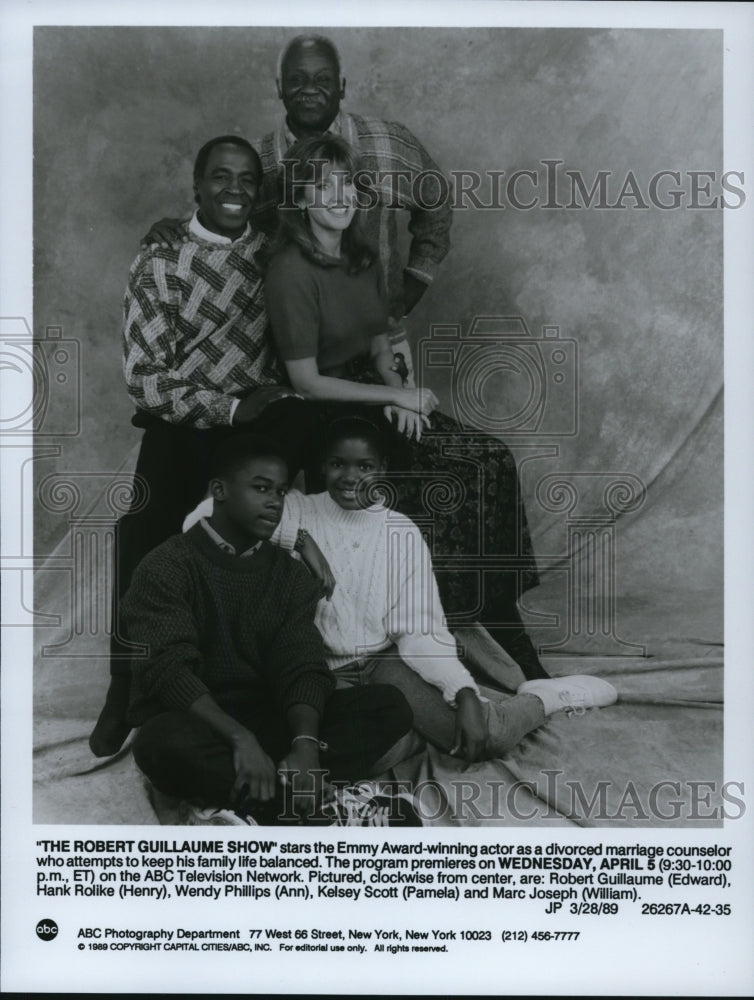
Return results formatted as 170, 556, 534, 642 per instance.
33, 565, 723, 828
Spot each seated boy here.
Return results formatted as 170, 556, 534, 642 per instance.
123, 433, 417, 825
186, 417, 618, 765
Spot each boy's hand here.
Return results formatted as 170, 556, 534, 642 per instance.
299, 535, 336, 600
451, 688, 487, 764
230, 731, 278, 805
279, 741, 328, 820
140, 216, 188, 248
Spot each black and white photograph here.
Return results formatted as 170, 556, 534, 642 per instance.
2, 0, 753, 994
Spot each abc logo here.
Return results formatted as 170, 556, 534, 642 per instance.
36, 919, 59, 941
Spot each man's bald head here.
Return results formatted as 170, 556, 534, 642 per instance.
277, 34, 343, 83
276, 35, 346, 138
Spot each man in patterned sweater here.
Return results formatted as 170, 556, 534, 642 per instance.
90, 135, 315, 757
124, 433, 414, 825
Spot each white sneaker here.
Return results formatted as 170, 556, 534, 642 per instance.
178, 803, 258, 826
517, 675, 617, 717
320, 783, 423, 827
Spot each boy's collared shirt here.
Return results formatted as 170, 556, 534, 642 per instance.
200, 517, 261, 557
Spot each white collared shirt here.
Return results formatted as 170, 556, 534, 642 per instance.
199, 517, 261, 557
188, 210, 251, 244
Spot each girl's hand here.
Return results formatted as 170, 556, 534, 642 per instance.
299, 534, 336, 600
400, 387, 439, 417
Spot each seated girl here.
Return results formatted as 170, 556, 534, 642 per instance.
185, 417, 617, 763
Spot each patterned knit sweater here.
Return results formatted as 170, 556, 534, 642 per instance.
273, 492, 479, 704
123, 523, 334, 726
122, 223, 283, 429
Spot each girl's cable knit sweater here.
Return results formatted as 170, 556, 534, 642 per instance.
186, 492, 479, 703
274, 491, 479, 704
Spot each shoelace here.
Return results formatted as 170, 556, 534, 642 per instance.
366, 806, 392, 827
327, 791, 391, 826
559, 687, 587, 717
181, 805, 252, 826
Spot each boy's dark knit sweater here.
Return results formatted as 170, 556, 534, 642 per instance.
123, 523, 334, 726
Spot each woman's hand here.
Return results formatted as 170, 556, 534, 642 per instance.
398, 386, 439, 418
383, 405, 430, 442
140, 217, 188, 249
299, 535, 336, 600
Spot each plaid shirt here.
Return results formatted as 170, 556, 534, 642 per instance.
123, 224, 283, 428
254, 111, 453, 316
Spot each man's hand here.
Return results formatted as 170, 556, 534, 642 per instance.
298, 535, 336, 600
401, 273, 429, 316
230, 731, 278, 806
450, 688, 488, 764
385, 320, 416, 388
140, 216, 188, 249
234, 387, 303, 424
383, 404, 429, 442
278, 740, 328, 820
391, 352, 410, 384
